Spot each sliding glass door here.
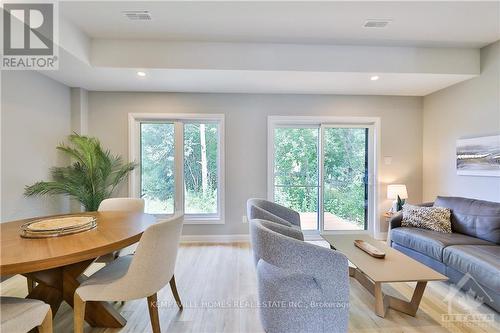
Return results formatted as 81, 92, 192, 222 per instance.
273, 127, 319, 230
270, 120, 374, 233
321, 126, 368, 231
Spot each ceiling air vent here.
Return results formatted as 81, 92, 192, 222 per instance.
122, 10, 152, 21
363, 19, 392, 28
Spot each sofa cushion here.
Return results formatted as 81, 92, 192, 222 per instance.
392, 243, 447, 275
391, 227, 495, 261
434, 196, 500, 244
443, 245, 500, 292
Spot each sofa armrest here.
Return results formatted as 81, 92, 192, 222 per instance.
386, 201, 434, 245
387, 212, 402, 246
389, 212, 403, 230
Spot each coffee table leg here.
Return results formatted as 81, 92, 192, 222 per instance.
24, 259, 127, 328
348, 267, 428, 318
374, 282, 389, 317
388, 281, 427, 317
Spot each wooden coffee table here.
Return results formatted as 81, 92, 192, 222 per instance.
321, 234, 447, 318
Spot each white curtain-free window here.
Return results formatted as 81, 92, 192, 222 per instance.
129, 113, 225, 224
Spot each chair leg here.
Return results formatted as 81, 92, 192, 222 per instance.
147, 293, 161, 333
27, 278, 35, 293
169, 275, 183, 310
38, 308, 52, 333
74, 292, 86, 333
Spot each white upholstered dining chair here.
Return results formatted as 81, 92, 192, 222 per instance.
98, 197, 145, 212
96, 197, 145, 262
25, 198, 146, 296
74, 214, 184, 333
1, 297, 52, 333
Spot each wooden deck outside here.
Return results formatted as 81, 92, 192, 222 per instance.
300, 212, 365, 231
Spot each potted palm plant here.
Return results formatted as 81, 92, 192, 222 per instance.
25, 134, 137, 211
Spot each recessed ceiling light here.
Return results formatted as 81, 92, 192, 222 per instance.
123, 10, 152, 21
370, 75, 379, 81
137, 71, 146, 77
363, 19, 392, 28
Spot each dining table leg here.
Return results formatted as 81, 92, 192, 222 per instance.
24, 259, 127, 328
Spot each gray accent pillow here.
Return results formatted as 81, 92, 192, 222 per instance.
402, 203, 452, 233
249, 206, 292, 227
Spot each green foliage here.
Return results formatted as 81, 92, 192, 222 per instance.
140, 123, 175, 213
24, 134, 136, 211
139, 122, 367, 225
185, 189, 217, 214
274, 127, 367, 228
323, 128, 367, 226
183, 123, 218, 212
274, 128, 318, 212
184, 124, 218, 199
140, 123, 219, 214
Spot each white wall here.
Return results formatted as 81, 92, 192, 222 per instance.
423, 41, 500, 202
88, 92, 423, 236
1, 71, 72, 221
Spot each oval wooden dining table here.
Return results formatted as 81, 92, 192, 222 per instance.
0, 211, 156, 328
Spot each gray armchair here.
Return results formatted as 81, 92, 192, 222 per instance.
250, 219, 305, 265
249, 219, 349, 333
247, 198, 301, 228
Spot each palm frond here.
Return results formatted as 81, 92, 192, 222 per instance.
25, 134, 136, 211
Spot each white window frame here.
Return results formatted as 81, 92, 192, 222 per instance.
129, 113, 225, 224
267, 116, 380, 237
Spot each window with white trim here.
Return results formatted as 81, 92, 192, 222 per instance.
268, 116, 379, 235
129, 114, 224, 223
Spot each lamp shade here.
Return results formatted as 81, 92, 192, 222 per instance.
387, 184, 408, 200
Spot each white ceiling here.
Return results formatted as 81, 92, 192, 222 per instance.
43, 52, 475, 96
33, 1, 500, 95
62, 1, 500, 48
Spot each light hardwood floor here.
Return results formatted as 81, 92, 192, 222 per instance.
0, 242, 498, 333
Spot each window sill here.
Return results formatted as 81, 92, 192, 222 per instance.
183, 219, 225, 225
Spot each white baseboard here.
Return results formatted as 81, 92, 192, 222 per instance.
181, 232, 388, 243
181, 234, 250, 243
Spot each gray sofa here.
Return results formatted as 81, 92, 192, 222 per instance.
389, 196, 500, 312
